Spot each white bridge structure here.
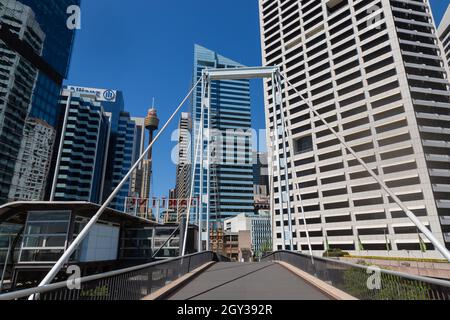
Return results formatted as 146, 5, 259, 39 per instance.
31, 66, 450, 295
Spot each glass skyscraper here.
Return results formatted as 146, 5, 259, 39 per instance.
191, 45, 254, 224
52, 88, 111, 204
0, 0, 79, 204
107, 111, 136, 212
53, 86, 137, 212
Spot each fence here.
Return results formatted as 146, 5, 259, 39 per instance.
0, 251, 215, 301
262, 251, 450, 300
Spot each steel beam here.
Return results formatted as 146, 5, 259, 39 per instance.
205, 66, 278, 81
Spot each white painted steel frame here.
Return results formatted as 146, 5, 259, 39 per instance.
199, 67, 299, 252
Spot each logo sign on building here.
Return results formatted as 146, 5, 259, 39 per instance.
67, 86, 117, 102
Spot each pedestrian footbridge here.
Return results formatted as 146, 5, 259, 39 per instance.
164, 262, 331, 300
0, 251, 449, 301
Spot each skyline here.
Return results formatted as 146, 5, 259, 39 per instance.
66, 0, 449, 199
1, 0, 450, 303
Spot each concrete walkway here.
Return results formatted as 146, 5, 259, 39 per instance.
167, 262, 330, 300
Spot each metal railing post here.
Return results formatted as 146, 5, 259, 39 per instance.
0, 237, 12, 293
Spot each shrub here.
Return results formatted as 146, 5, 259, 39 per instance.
323, 248, 350, 258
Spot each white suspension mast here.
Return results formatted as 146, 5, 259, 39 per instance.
198, 72, 207, 252
274, 72, 294, 250
205, 76, 212, 252
182, 78, 205, 256
271, 73, 287, 250
278, 71, 314, 259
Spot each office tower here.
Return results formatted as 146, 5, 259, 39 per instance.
0, 0, 45, 202
110, 111, 137, 211
126, 117, 151, 216
51, 89, 111, 203
129, 117, 151, 203
192, 45, 254, 224
259, 0, 450, 258
0, 0, 79, 204
253, 152, 270, 214
53, 86, 137, 212
175, 112, 192, 221
129, 117, 146, 200
438, 5, 450, 71
9, 119, 55, 201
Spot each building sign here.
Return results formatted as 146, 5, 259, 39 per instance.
125, 197, 149, 216
67, 86, 117, 102
167, 198, 199, 209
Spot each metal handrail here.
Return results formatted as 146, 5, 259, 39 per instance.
0, 251, 215, 301
264, 251, 450, 287
263, 251, 450, 300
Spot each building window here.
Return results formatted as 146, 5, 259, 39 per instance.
294, 135, 313, 154
20, 211, 71, 263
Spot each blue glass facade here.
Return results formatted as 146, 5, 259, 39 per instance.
192, 45, 254, 222
21, 0, 80, 127
20, 0, 79, 78
108, 111, 136, 212
62, 87, 137, 212
53, 90, 110, 204
0, 0, 79, 203
54, 87, 137, 212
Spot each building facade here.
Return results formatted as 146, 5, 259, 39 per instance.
9, 119, 55, 201
259, 0, 450, 258
0, 0, 45, 203
224, 212, 272, 258
51, 89, 111, 204
175, 112, 192, 221
253, 152, 270, 213
438, 4, 450, 73
63, 86, 137, 212
192, 45, 254, 224
130, 117, 146, 198
109, 111, 136, 211
0, 0, 79, 204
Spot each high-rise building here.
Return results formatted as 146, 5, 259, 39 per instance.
129, 117, 146, 198
0, 0, 45, 203
51, 89, 111, 203
438, 4, 450, 71
0, 0, 79, 204
53, 86, 137, 212
259, 0, 450, 258
253, 152, 270, 213
175, 112, 192, 221
9, 119, 56, 201
192, 45, 254, 224
110, 111, 137, 211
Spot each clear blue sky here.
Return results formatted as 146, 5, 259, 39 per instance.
66, 0, 449, 199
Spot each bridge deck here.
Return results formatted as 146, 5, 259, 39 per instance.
167, 262, 331, 300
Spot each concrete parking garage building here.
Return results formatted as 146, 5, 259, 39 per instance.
259, 0, 450, 259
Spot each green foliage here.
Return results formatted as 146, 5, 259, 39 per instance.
255, 240, 273, 259
323, 248, 350, 258
342, 267, 430, 300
